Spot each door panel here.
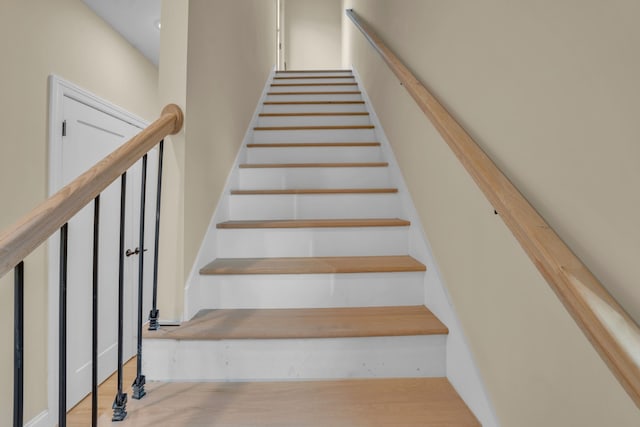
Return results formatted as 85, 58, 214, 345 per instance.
60, 95, 156, 409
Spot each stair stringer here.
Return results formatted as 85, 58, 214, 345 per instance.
352, 68, 500, 427
183, 67, 277, 320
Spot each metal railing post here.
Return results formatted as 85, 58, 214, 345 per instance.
148, 140, 164, 330
59, 224, 69, 427
132, 155, 148, 400
91, 196, 100, 427
13, 261, 24, 427
112, 173, 128, 422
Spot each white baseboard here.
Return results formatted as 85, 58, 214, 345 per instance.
25, 410, 49, 427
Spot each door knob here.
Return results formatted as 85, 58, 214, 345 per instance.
125, 247, 147, 257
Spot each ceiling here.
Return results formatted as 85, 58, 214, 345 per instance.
82, 0, 161, 66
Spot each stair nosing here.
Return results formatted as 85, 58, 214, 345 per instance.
258, 112, 370, 117
144, 305, 446, 341
216, 218, 411, 229
271, 83, 359, 87
239, 162, 388, 169
230, 188, 398, 195
247, 142, 380, 148
263, 101, 365, 105
275, 70, 353, 73
273, 75, 356, 80
267, 91, 362, 96
254, 125, 374, 131
200, 255, 426, 275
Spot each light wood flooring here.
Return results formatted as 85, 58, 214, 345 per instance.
216, 218, 410, 229
67, 358, 137, 427
96, 378, 479, 426
238, 162, 388, 168
200, 255, 426, 275
143, 306, 447, 341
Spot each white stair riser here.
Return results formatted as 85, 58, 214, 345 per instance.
273, 78, 356, 85
253, 129, 376, 143
262, 103, 368, 114
144, 335, 446, 381
246, 146, 382, 163
196, 271, 424, 309
275, 72, 353, 78
269, 85, 360, 93
239, 168, 391, 189
257, 115, 371, 127
216, 227, 409, 258
265, 93, 363, 103
229, 193, 401, 220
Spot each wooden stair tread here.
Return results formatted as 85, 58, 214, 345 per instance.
145, 306, 446, 340
273, 75, 356, 80
200, 255, 425, 275
111, 378, 479, 426
247, 142, 380, 148
276, 69, 353, 73
239, 162, 388, 168
259, 112, 369, 116
263, 100, 365, 105
231, 188, 398, 195
271, 83, 358, 87
254, 125, 374, 131
216, 218, 410, 229
267, 91, 362, 95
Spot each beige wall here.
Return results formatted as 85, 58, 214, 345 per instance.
156, 0, 276, 320
285, 0, 342, 69
343, 0, 640, 425
184, 0, 276, 284
157, 0, 189, 322
0, 0, 158, 423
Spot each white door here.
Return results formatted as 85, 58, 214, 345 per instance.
58, 95, 157, 409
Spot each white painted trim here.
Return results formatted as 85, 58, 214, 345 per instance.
144, 335, 446, 381
48, 75, 148, 195
351, 67, 501, 427
183, 66, 277, 320
46, 75, 150, 425
24, 410, 49, 427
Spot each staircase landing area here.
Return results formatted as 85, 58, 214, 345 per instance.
98, 378, 480, 426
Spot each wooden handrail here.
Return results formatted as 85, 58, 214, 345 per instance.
346, 9, 640, 408
0, 104, 183, 278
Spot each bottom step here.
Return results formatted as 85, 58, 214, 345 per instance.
100, 378, 480, 426
143, 306, 447, 381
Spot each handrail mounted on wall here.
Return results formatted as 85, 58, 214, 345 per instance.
346, 8, 640, 409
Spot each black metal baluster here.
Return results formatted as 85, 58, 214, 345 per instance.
59, 224, 68, 427
132, 155, 147, 400
13, 261, 24, 427
112, 174, 127, 421
91, 196, 100, 427
148, 140, 164, 331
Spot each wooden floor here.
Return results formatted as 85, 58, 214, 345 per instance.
254, 125, 375, 131
97, 378, 479, 426
246, 142, 380, 148
216, 218, 410, 229
144, 306, 448, 340
238, 162, 389, 168
230, 188, 398, 195
67, 358, 137, 427
200, 255, 426, 275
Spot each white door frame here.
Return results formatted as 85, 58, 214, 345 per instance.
47, 75, 149, 425
277, 0, 286, 70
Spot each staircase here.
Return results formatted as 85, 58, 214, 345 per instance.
129, 70, 480, 425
